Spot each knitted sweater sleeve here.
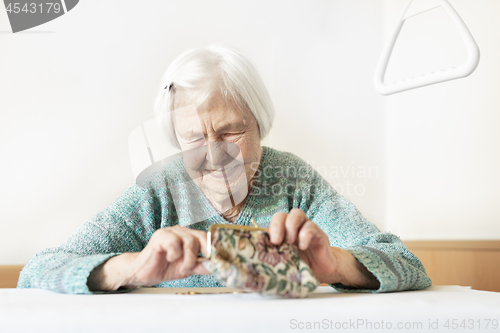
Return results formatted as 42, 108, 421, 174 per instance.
17, 184, 157, 294
310, 194, 432, 293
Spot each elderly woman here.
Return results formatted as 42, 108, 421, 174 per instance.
18, 45, 431, 293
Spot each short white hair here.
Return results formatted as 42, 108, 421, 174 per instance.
153, 44, 275, 149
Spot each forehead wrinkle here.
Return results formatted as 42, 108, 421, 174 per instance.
198, 110, 247, 136
192, 90, 253, 139
212, 119, 244, 134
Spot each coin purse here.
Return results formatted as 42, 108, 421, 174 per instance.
202, 223, 319, 298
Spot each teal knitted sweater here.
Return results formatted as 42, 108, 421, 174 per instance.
17, 146, 431, 294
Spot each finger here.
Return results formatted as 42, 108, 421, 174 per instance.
181, 227, 209, 257
150, 228, 183, 262
159, 232, 183, 262
297, 220, 320, 250
173, 232, 199, 273
170, 226, 209, 257
284, 208, 308, 244
191, 229, 209, 257
269, 212, 287, 245
171, 226, 210, 261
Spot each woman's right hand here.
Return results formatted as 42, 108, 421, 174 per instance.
88, 225, 210, 291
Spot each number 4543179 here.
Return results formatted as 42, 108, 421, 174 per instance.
444, 319, 498, 330
5, 3, 62, 14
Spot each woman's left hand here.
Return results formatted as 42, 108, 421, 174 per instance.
269, 208, 380, 289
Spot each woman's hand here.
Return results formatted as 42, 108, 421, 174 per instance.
88, 226, 210, 291
269, 209, 380, 289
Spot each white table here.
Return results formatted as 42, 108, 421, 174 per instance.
1, 286, 499, 333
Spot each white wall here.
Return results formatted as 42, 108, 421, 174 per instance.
0, 0, 386, 264
383, 0, 500, 240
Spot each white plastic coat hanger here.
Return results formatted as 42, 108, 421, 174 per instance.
374, 0, 480, 96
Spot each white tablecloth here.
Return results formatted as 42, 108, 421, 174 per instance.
1, 286, 499, 333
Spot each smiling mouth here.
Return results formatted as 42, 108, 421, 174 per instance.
207, 164, 241, 179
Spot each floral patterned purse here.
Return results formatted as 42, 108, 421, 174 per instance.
202, 222, 319, 298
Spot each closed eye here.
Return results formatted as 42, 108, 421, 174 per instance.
182, 137, 205, 148
222, 132, 244, 140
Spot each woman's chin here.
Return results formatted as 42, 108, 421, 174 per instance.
202, 181, 249, 212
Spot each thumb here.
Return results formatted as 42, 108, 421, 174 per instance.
192, 262, 211, 275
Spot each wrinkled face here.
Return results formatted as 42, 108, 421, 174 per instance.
173, 91, 262, 213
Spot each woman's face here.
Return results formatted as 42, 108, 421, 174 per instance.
173, 91, 262, 213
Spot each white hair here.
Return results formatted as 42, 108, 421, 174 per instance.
153, 44, 275, 149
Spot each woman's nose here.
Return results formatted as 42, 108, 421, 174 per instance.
206, 141, 228, 168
